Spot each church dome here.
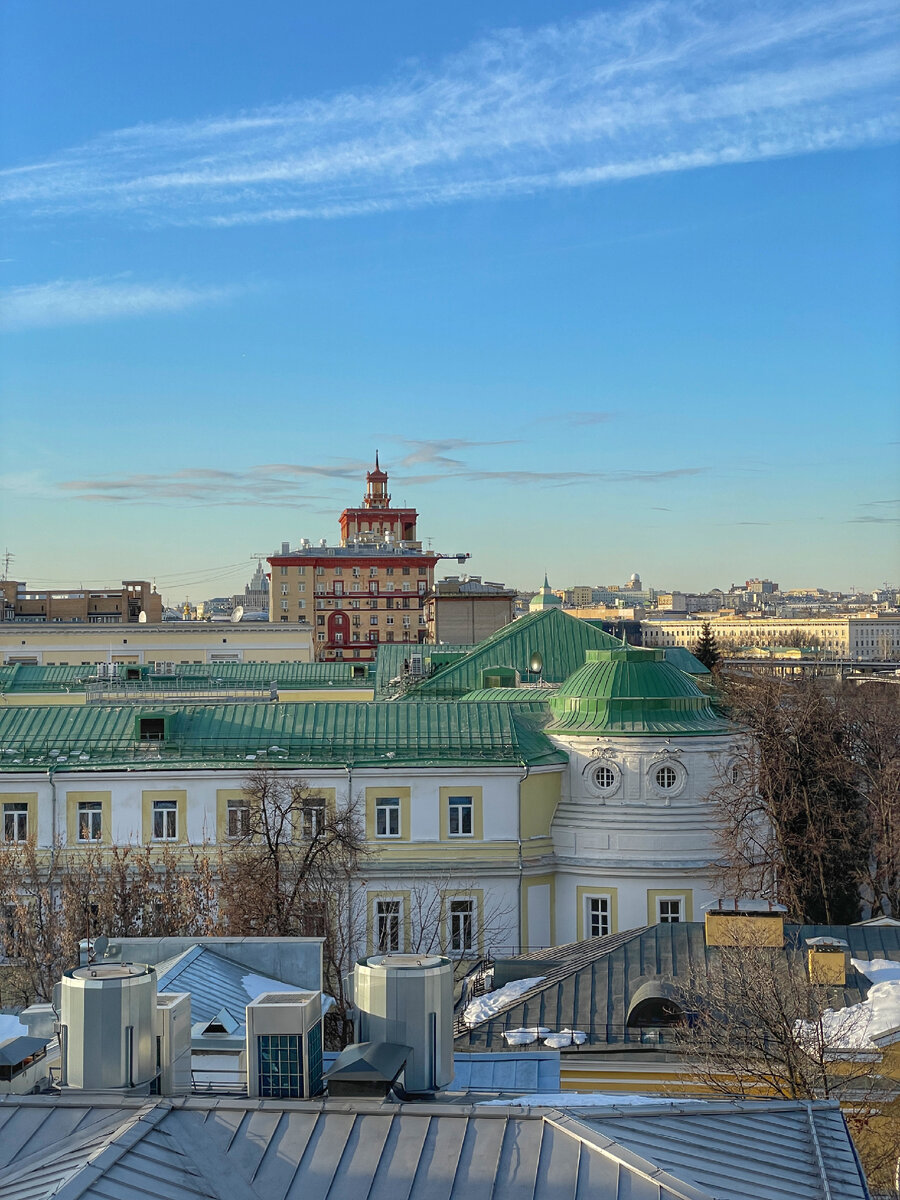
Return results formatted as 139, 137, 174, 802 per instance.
548, 647, 730, 737
529, 574, 562, 612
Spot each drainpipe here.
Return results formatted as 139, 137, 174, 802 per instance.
518, 760, 529, 954
47, 765, 59, 873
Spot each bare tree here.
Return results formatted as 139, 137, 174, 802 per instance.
672, 929, 900, 1192
217, 769, 369, 938
0, 839, 219, 1006
709, 674, 869, 924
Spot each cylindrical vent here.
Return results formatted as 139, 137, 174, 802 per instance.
60, 963, 157, 1091
353, 954, 453, 1092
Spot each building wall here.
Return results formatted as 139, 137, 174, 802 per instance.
269, 555, 434, 659
0, 623, 314, 666
548, 730, 740, 940
0, 731, 733, 955
426, 595, 514, 644
642, 615, 900, 660
0, 580, 162, 624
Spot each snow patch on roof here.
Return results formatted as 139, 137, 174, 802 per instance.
462, 976, 545, 1027
796, 957, 900, 1051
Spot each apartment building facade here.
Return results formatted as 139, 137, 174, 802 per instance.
641, 614, 900, 660
0, 580, 162, 624
268, 457, 467, 660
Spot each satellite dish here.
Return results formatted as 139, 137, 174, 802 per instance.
231, 606, 245, 623
93, 935, 109, 957
138, 611, 147, 623
530, 651, 543, 674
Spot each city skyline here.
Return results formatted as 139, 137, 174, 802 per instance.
1, 0, 898, 594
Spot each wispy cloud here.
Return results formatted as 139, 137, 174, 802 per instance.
2, 0, 896, 228
53, 452, 706, 506
0, 276, 239, 330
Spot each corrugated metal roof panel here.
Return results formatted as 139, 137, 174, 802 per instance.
457, 923, 900, 1050
0, 1096, 869, 1200
576, 1102, 868, 1200
0, 700, 567, 770
0, 661, 373, 695
412, 609, 621, 698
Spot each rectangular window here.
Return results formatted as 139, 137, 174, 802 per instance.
586, 896, 610, 938
139, 717, 165, 741
375, 797, 400, 837
376, 899, 401, 952
402, 583, 410, 592
386, 616, 394, 626
370, 615, 378, 625
227, 799, 249, 838
3, 803, 28, 843
658, 898, 682, 923
78, 802, 102, 842
280, 566, 288, 576
316, 566, 325, 575
333, 566, 342, 576
334, 581, 343, 596
402, 567, 410, 576
302, 799, 325, 839
448, 796, 473, 836
152, 800, 177, 841
450, 899, 474, 953
281, 584, 289, 596
297, 566, 305, 576
281, 600, 289, 611
352, 567, 360, 578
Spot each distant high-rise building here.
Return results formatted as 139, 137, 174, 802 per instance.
267, 455, 468, 660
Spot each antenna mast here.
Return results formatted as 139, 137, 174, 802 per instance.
1, 549, 13, 581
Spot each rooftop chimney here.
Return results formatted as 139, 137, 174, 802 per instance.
806, 937, 850, 986
704, 898, 787, 948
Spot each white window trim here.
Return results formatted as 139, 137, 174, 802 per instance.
375, 798, 401, 838
375, 898, 402, 952
447, 795, 474, 837
584, 894, 612, 939
449, 897, 476, 954
656, 895, 684, 924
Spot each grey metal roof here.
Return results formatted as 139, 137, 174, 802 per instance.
0, 1095, 869, 1200
575, 1100, 869, 1200
449, 1051, 560, 1094
325, 1041, 411, 1082
457, 923, 900, 1050
0, 1036, 48, 1066
155, 945, 292, 1027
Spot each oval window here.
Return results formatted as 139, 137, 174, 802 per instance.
656, 765, 678, 790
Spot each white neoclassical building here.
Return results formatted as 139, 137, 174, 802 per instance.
0, 623, 740, 957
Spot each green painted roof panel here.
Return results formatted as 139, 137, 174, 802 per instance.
0, 700, 567, 771
412, 609, 621, 698
0, 661, 372, 694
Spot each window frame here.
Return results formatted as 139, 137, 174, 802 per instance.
3, 803, 28, 843
447, 795, 474, 837
375, 898, 402, 952
226, 798, 250, 839
657, 896, 683, 924
449, 897, 475, 954
585, 894, 611, 939
375, 797, 400, 838
77, 801, 103, 843
152, 799, 178, 842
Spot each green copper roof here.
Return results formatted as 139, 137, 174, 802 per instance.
412, 608, 620, 698
458, 688, 556, 706
0, 661, 373, 694
529, 575, 562, 610
662, 647, 710, 676
548, 647, 731, 737
0, 700, 566, 771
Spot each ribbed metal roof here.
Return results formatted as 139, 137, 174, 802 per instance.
0, 700, 567, 770
662, 647, 710, 676
457, 922, 900, 1050
547, 648, 731, 737
373, 643, 471, 699
577, 1101, 869, 1200
412, 608, 621, 698
0, 1095, 869, 1200
0, 661, 372, 694
155, 945, 287, 1027
456, 689, 555, 705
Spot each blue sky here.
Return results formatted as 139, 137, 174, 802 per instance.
1, 0, 898, 602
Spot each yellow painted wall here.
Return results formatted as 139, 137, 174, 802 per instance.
519, 770, 562, 840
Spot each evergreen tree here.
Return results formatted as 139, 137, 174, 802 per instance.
694, 621, 721, 669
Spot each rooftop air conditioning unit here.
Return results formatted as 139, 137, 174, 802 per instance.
246, 991, 323, 1099
353, 954, 453, 1093
60, 963, 158, 1092
408, 654, 424, 676
156, 991, 192, 1095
